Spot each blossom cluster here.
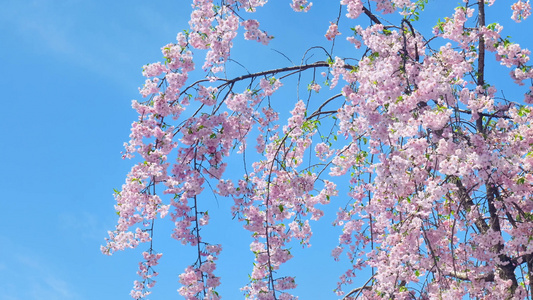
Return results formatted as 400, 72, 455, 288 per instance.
104, 0, 533, 299
511, 0, 532, 22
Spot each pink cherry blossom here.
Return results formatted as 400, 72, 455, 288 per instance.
325, 22, 341, 40
512, 0, 532, 22
104, 0, 533, 299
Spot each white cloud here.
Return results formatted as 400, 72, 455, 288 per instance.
1, 1, 74, 52
0, 0, 145, 88
58, 210, 105, 241
0, 236, 79, 300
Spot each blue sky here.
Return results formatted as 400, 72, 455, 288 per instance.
1, 1, 531, 299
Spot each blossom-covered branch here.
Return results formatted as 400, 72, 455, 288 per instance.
104, 0, 533, 299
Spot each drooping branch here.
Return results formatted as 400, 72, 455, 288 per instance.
362, 6, 381, 25
476, 0, 486, 134
307, 93, 343, 119
445, 270, 494, 282
107, 1, 533, 299
342, 274, 375, 300
456, 108, 512, 119
451, 176, 489, 234
216, 61, 356, 87
487, 183, 519, 298
527, 254, 533, 299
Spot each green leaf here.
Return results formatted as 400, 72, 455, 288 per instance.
369, 51, 380, 61
487, 22, 497, 31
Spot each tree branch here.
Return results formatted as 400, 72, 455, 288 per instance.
216, 61, 355, 87
362, 6, 382, 25
343, 274, 375, 299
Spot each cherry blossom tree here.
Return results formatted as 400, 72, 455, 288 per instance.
103, 0, 533, 299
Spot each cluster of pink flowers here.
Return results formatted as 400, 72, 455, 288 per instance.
340, 0, 363, 19
438, 6, 476, 48
511, 0, 532, 22
242, 20, 273, 45
496, 43, 531, 68
259, 78, 282, 97
130, 251, 163, 299
178, 244, 222, 299
290, 0, 312, 12
325, 22, 341, 40
104, 0, 533, 299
